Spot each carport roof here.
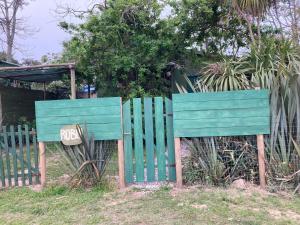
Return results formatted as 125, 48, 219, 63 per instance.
0, 63, 76, 83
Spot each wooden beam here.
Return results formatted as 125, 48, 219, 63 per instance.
70, 66, 76, 99
118, 98, 125, 189
174, 137, 183, 188
257, 134, 266, 189
39, 142, 46, 187
0, 63, 76, 71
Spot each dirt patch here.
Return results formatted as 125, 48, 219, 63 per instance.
268, 209, 300, 221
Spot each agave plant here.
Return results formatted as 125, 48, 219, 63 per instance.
60, 125, 115, 187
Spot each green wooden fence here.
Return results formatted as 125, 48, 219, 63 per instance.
0, 125, 39, 188
123, 97, 176, 183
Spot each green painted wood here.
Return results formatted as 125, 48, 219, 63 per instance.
35, 97, 122, 141
172, 90, 270, 137
144, 98, 155, 182
133, 98, 144, 182
10, 126, 18, 186
165, 98, 176, 181
0, 145, 5, 187
17, 125, 25, 186
175, 126, 270, 137
173, 98, 269, 112
123, 100, 133, 183
173, 89, 269, 103
154, 97, 166, 181
3, 126, 11, 186
32, 128, 39, 184
24, 125, 32, 185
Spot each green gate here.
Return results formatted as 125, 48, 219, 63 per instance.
0, 125, 40, 188
123, 97, 176, 183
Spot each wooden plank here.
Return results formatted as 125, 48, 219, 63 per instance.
174, 125, 270, 138
174, 117, 270, 129
17, 125, 26, 186
70, 67, 76, 99
257, 134, 266, 189
173, 108, 270, 120
133, 98, 144, 182
10, 126, 18, 186
39, 142, 46, 187
174, 138, 182, 188
35, 97, 121, 108
32, 129, 40, 184
173, 98, 269, 112
36, 105, 121, 118
118, 140, 125, 188
154, 97, 166, 181
165, 98, 176, 181
123, 100, 133, 183
0, 144, 5, 187
144, 98, 155, 182
3, 126, 11, 186
25, 125, 32, 185
172, 89, 269, 103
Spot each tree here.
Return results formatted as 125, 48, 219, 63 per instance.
0, 0, 29, 62
62, 0, 180, 98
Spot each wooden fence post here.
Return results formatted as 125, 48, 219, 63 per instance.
257, 134, 266, 189
118, 98, 125, 189
174, 137, 183, 188
39, 142, 46, 187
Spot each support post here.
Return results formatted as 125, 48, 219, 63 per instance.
257, 134, 266, 189
70, 65, 76, 99
174, 137, 182, 188
43, 82, 46, 100
118, 98, 125, 189
39, 142, 46, 187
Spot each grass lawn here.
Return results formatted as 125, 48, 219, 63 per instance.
0, 147, 299, 225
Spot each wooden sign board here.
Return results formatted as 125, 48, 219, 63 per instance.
172, 90, 270, 137
35, 97, 122, 142
60, 125, 82, 146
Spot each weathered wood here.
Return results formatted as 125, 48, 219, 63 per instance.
133, 98, 144, 182
174, 138, 182, 188
165, 98, 176, 181
3, 126, 11, 186
32, 128, 40, 184
257, 134, 266, 189
155, 97, 166, 181
118, 139, 125, 189
17, 125, 25, 186
25, 125, 32, 185
35, 98, 122, 142
0, 62, 75, 71
39, 142, 46, 187
0, 143, 5, 187
10, 126, 18, 186
144, 98, 155, 182
70, 66, 76, 99
122, 100, 133, 183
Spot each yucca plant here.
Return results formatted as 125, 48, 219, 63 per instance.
60, 125, 115, 187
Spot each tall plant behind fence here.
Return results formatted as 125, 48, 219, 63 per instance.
0, 125, 40, 188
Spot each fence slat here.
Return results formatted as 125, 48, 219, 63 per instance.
144, 98, 155, 182
165, 98, 176, 181
133, 98, 144, 182
17, 125, 26, 186
123, 100, 133, 183
25, 125, 32, 185
3, 126, 11, 186
32, 128, 40, 184
154, 97, 166, 181
10, 126, 18, 186
0, 144, 5, 187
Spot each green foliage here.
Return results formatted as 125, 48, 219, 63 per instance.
62, 0, 180, 98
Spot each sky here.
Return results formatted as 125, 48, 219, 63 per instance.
14, 0, 96, 61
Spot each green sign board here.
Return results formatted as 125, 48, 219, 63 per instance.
35, 97, 122, 142
172, 90, 270, 138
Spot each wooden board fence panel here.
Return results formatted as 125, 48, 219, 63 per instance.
173, 90, 270, 137
123, 97, 176, 183
0, 125, 40, 189
35, 97, 122, 142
